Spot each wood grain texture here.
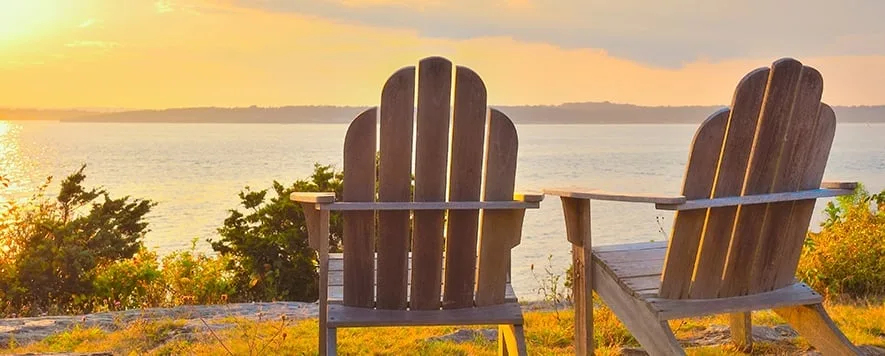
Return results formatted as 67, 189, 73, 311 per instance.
327, 302, 523, 328
592, 257, 685, 355
773, 104, 838, 288
690, 67, 769, 299
322, 201, 537, 211
772, 303, 860, 355
751, 65, 823, 293
476, 110, 520, 306
561, 197, 593, 355
656, 188, 852, 211
291, 192, 336, 204
543, 188, 685, 204
376, 66, 416, 310
443, 66, 488, 309
729, 312, 752, 351
648, 283, 822, 320
342, 108, 378, 308
658, 109, 728, 299
721, 58, 804, 297
410, 57, 452, 310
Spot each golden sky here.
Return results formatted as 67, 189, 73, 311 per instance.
1, 0, 884, 109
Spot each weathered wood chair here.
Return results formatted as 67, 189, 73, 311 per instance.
545, 58, 860, 355
292, 56, 542, 356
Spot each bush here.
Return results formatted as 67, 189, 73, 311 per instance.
798, 184, 885, 298
0, 165, 155, 316
210, 163, 344, 302
160, 239, 235, 306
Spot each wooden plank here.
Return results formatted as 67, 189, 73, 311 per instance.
729, 312, 752, 351
543, 188, 685, 205
772, 303, 861, 355
720, 58, 804, 298
342, 108, 378, 308
410, 56, 452, 310
327, 302, 523, 328
476, 110, 521, 306
514, 192, 544, 203
751, 65, 824, 293
291, 192, 336, 204
594, 246, 667, 264
375, 66, 415, 310
443, 66, 487, 309
300, 203, 322, 251
648, 283, 822, 321
592, 241, 668, 253
591, 257, 685, 355
315, 208, 331, 356
773, 104, 838, 288
327, 284, 517, 304
622, 275, 662, 292
561, 197, 592, 355
321, 200, 538, 211
821, 181, 856, 189
690, 67, 769, 299
606, 259, 665, 279
658, 109, 728, 298
499, 324, 528, 356
656, 188, 853, 211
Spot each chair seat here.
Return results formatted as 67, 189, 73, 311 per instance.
593, 241, 824, 320
327, 302, 524, 328
327, 253, 518, 305
592, 241, 668, 298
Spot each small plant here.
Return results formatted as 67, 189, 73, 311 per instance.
531, 254, 572, 319
798, 184, 885, 298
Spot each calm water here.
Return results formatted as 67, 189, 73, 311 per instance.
1, 121, 884, 300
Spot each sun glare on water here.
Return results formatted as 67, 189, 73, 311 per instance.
0, 1, 61, 42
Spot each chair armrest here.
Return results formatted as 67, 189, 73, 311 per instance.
543, 187, 686, 205
514, 191, 544, 203
290, 192, 336, 204
656, 183, 857, 211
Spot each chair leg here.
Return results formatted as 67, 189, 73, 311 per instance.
592, 259, 685, 356
498, 324, 527, 356
325, 327, 338, 356
773, 303, 860, 355
729, 312, 752, 352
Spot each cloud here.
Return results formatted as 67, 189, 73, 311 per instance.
79, 19, 95, 28
65, 41, 121, 49
226, 0, 885, 67
155, 0, 175, 13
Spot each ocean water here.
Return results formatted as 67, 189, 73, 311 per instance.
2, 121, 884, 300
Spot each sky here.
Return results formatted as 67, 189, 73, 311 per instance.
1, 0, 884, 109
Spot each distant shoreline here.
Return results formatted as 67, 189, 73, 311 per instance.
3, 102, 883, 124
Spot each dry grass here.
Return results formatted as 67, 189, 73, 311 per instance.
3, 301, 883, 355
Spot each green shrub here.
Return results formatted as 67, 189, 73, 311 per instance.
210, 163, 344, 302
92, 247, 165, 311
798, 184, 885, 298
161, 239, 235, 305
0, 165, 155, 316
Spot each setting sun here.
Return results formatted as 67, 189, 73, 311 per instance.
0, 1, 62, 43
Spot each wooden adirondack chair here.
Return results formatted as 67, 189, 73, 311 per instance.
292, 56, 542, 356
545, 58, 861, 355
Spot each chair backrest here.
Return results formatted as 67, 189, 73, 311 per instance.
659, 58, 836, 299
340, 56, 523, 310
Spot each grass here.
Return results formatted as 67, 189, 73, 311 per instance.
3, 301, 884, 355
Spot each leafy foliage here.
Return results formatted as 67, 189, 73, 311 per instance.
210, 163, 344, 302
0, 165, 155, 316
798, 184, 885, 298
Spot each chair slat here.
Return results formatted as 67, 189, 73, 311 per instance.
376, 67, 416, 310
772, 105, 837, 288
476, 109, 521, 306
443, 66, 488, 309
690, 68, 770, 298
750, 66, 823, 293
342, 108, 378, 308
721, 58, 804, 297
658, 109, 728, 298
410, 57, 453, 310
